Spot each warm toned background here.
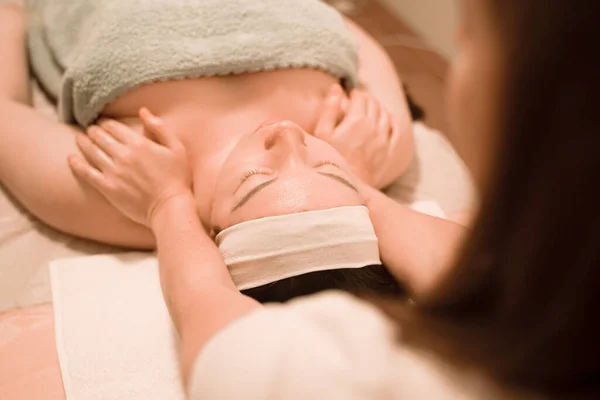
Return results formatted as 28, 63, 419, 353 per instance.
330, 0, 451, 134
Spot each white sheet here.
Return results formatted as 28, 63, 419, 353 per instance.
48, 200, 446, 399
50, 253, 185, 400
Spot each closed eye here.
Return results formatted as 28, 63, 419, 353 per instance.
313, 160, 342, 169
236, 168, 272, 193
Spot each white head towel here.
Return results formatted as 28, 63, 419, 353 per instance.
216, 206, 381, 290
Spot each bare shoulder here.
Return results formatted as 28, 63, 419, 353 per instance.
0, 1, 26, 30
0, 1, 24, 16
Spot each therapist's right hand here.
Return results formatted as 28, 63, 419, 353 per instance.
69, 108, 193, 227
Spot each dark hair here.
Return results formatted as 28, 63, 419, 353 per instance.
404, 85, 425, 122
378, 1, 600, 398
242, 265, 405, 303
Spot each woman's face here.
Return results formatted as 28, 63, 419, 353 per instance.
447, 0, 505, 188
210, 120, 365, 231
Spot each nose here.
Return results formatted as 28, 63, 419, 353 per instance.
263, 121, 307, 161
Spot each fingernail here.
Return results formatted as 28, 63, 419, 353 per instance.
141, 109, 161, 125
68, 155, 79, 166
140, 107, 156, 118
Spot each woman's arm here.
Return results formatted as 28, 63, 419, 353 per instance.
0, 101, 156, 248
0, 3, 154, 248
360, 183, 467, 299
0, 2, 30, 104
345, 18, 415, 186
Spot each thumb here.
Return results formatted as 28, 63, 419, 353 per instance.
314, 84, 345, 139
139, 108, 180, 149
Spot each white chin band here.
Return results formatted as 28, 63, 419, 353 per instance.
215, 206, 381, 291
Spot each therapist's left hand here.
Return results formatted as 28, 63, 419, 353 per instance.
69, 108, 192, 227
314, 85, 397, 187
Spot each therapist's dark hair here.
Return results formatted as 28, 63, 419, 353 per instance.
242, 265, 404, 303
376, 0, 600, 398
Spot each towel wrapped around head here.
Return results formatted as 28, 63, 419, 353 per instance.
26, 0, 358, 127
216, 206, 380, 290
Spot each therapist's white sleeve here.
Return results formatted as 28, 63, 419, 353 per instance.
187, 292, 399, 400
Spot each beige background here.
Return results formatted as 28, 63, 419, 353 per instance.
380, 0, 459, 59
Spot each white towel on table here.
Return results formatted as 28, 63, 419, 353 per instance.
50, 200, 445, 399
50, 253, 185, 400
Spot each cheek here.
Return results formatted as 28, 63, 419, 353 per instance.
209, 199, 231, 235
209, 178, 236, 226
203, 162, 239, 231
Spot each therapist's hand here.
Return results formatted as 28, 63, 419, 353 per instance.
314, 85, 399, 187
69, 108, 192, 227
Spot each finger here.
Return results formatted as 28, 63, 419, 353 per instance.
76, 133, 115, 171
335, 90, 369, 134
388, 115, 403, 148
314, 84, 345, 139
68, 154, 112, 193
340, 96, 350, 114
139, 108, 181, 149
377, 110, 392, 139
366, 97, 380, 123
365, 127, 389, 168
97, 119, 138, 144
372, 129, 389, 158
87, 125, 126, 159
346, 90, 368, 118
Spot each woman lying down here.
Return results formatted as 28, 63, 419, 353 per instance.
0, 0, 465, 298
0, 1, 465, 397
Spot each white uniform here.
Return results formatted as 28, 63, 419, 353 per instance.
190, 292, 528, 400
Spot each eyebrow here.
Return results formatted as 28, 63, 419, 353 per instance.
317, 172, 359, 192
232, 173, 359, 212
232, 178, 278, 211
